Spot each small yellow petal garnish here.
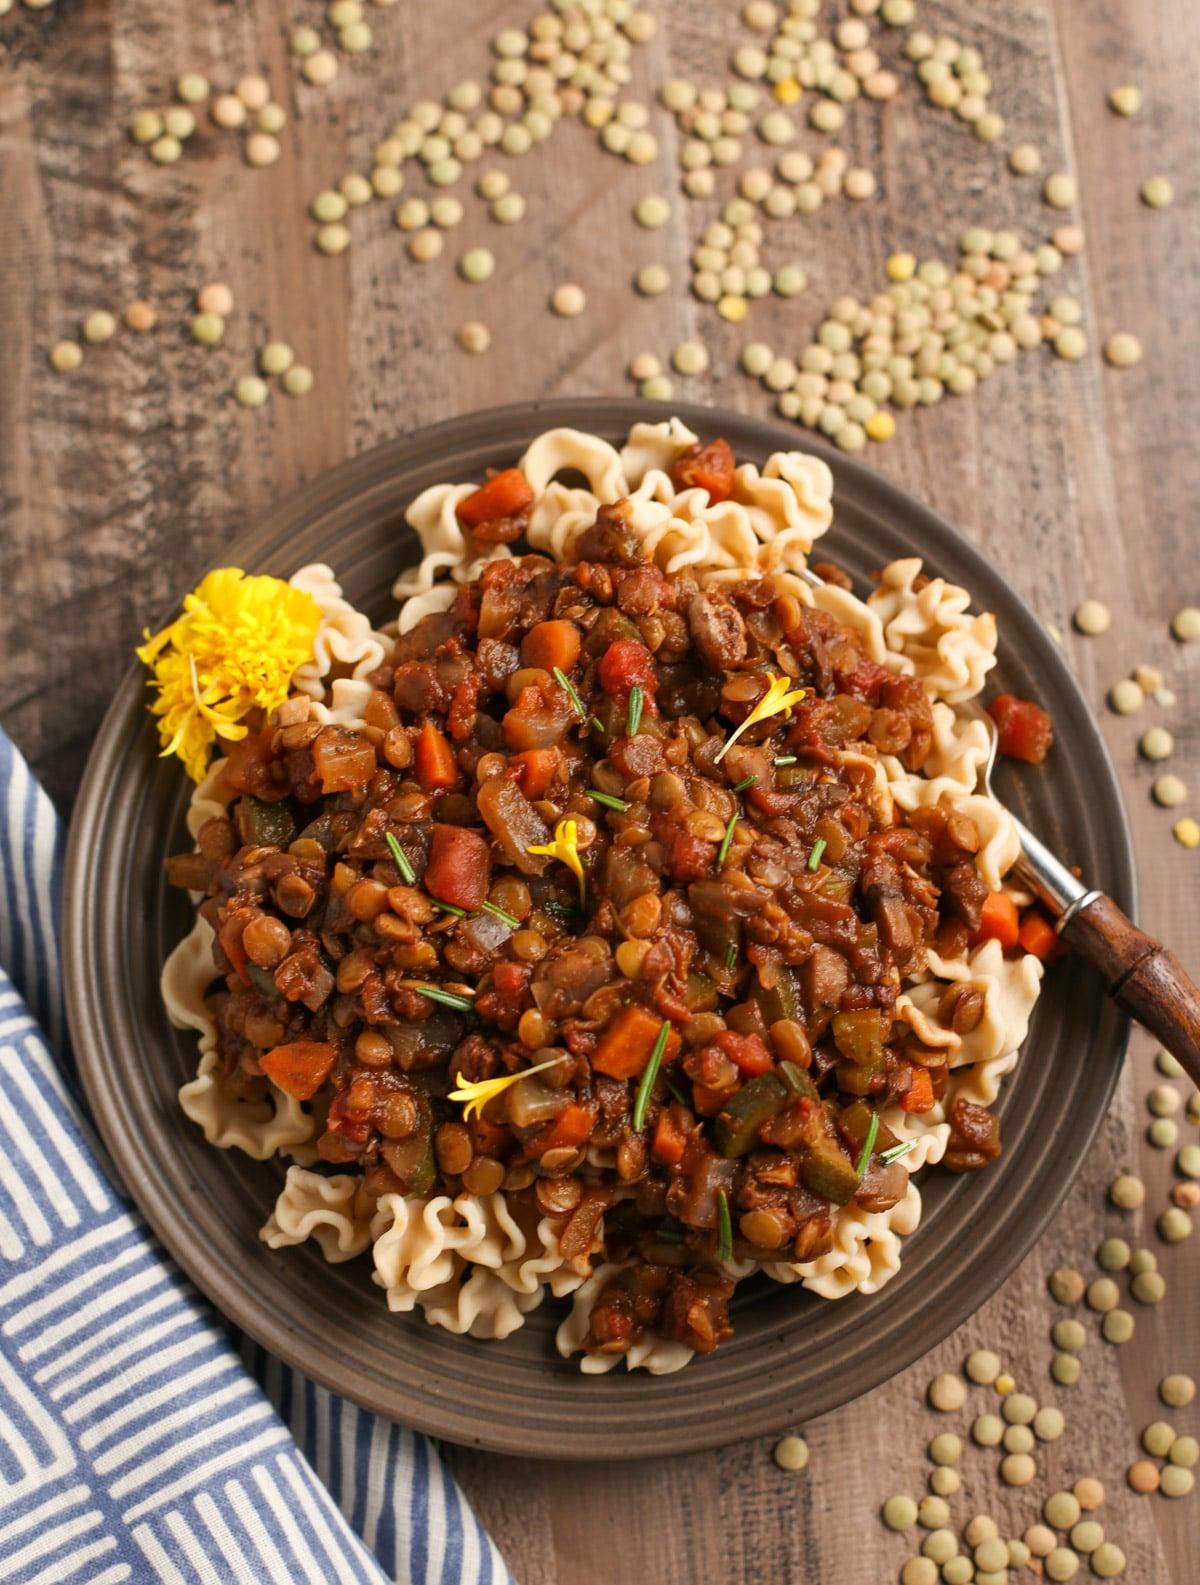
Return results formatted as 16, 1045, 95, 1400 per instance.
448, 1053, 570, 1122
135, 568, 322, 782
714, 673, 808, 763
527, 816, 586, 904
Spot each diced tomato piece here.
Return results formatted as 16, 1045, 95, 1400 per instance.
424, 824, 492, 911
988, 693, 1054, 764
457, 468, 534, 529
669, 438, 736, 503
592, 1005, 680, 1080
529, 1102, 596, 1156
597, 637, 657, 703
521, 619, 582, 674
1018, 909, 1061, 961
714, 1030, 774, 1076
666, 829, 715, 883
973, 890, 1020, 950
510, 748, 560, 798
446, 679, 480, 742
261, 1040, 337, 1101
652, 1110, 688, 1165
492, 962, 531, 1001
900, 1065, 935, 1114
414, 723, 458, 791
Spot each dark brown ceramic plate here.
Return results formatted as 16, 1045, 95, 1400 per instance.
64, 398, 1133, 1458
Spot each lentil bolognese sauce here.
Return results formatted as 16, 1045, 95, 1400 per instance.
162, 425, 1055, 1369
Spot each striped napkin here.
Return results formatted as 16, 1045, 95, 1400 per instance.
0, 731, 512, 1585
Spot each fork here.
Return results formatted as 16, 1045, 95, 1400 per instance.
796, 566, 1200, 1084
963, 700, 1200, 1086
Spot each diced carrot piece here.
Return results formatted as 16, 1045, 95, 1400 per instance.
261, 1040, 337, 1101
414, 723, 458, 791
532, 1102, 595, 1154
900, 1066, 935, 1114
592, 1005, 680, 1080
692, 1083, 733, 1118
652, 1110, 688, 1166
468, 1116, 510, 1157
424, 824, 492, 911
521, 619, 582, 675
973, 890, 1020, 951
218, 915, 251, 987
1018, 910, 1060, 961
457, 468, 534, 529
510, 748, 559, 799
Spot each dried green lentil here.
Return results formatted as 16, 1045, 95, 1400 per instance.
1004, 1423, 1035, 1454
1003, 1392, 1037, 1426
1086, 1277, 1119, 1313
1098, 1237, 1131, 1270
1009, 143, 1041, 175
235, 375, 269, 408
1074, 599, 1111, 635
922, 1530, 956, 1566
1141, 176, 1174, 208
639, 375, 674, 401
1110, 1173, 1145, 1209
1162, 1465, 1195, 1498
1053, 1318, 1087, 1352
972, 1414, 1004, 1447
259, 342, 294, 376
883, 1494, 919, 1531
316, 223, 350, 255
1044, 172, 1078, 209
929, 1466, 960, 1498
635, 265, 670, 296
1102, 1309, 1135, 1344
458, 248, 495, 283
928, 1374, 967, 1413
1108, 679, 1144, 714
1160, 1374, 1196, 1407
189, 311, 225, 347
1148, 1117, 1178, 1148
1159, 1206, 1193, 1242
1170, 1434, 1198, 1468
1104, 333, 1142, 368
672, 340, 709, 376
1170, 606, 1200, 641
1140, 726, 1174, 761
929, 1433, 962, 1466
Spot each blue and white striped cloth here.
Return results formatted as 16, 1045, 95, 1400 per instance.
0, 730, 513, 1585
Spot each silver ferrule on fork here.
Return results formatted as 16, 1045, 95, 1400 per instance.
1011, 815, 1102, 932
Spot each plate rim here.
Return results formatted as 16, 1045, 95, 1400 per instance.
63, 396, 1134, 1456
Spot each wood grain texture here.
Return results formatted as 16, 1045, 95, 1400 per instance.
3, 0, 1197, 1579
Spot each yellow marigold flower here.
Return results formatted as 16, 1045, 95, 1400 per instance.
448, 1053, 569, 1122
714, 672, 808, 762
135, 568, 321, 781
527, 816, 586, 904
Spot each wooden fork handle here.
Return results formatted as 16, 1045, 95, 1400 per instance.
1061, 894, 1200, 1087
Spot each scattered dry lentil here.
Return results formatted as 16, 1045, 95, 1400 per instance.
550, 283, 586, 317
1110, 1174, 1145, 1209
1097, 1236, 1131, 1270
1171, 606, 1200, 641
972, 1414, 1004, 1447
929, 1433, 961, 1466
234, 375, 268, 408
1045, 1545, 1080, 1581
456, 321, 491, 355
1140, 726, 1174, 761
1009, 143, 1042, 175
1108, 679, 1144, 714
1162, 1465, 1195, 1498
123, 300, 157, 333
1053, 1354, 1081, 1385
672, 340, 709, 376
772, 1435, 808, 1471
245, 132, 281, 168
1001, 1451, 1037, 1486
1052, 1318, 1087, 1353
408, 230, 443, 263
966, 1349, 1001, 1385
1086, 1276, 1119, 1312
1141, 176, 1174, 209
1074, 600, 1112, 635
189, 311, 225, 346
1170, 1435, 1199, 1468
1148, 1117, 1179, 1149
883, 1495, 919, 1531
639, 375, 673, 401
1049, 1266, 1086, 1303
1025, 1524, 1057, 1557
1127, 1459, 1160, 1493
1104, 333, 1142, 368
1074, 1476, 1105, 1509
259, 342, 293, 376
1161, 1374, 1196, 1408
49, 340, 82, 373
1102, 1309, 1135, 1344
82, 310, 117, 345
1034, 1406, 1065, 1441
281, 364, 313, 398
1152, 774, 1187, 808
1173, 818, 1200, 848
1158, 1206, 1193, 1242
1002, 1392, 1038, 1426
635, 264, 670, 296
316, 223, 351, 256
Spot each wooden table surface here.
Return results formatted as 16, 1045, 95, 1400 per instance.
3, 0, 1197, 1579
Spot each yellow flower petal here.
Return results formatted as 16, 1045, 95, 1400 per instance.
527, 816, 586, 904
448, 1053, 569, 1121
714, 673, 808, 763
136, 568, 321, 781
